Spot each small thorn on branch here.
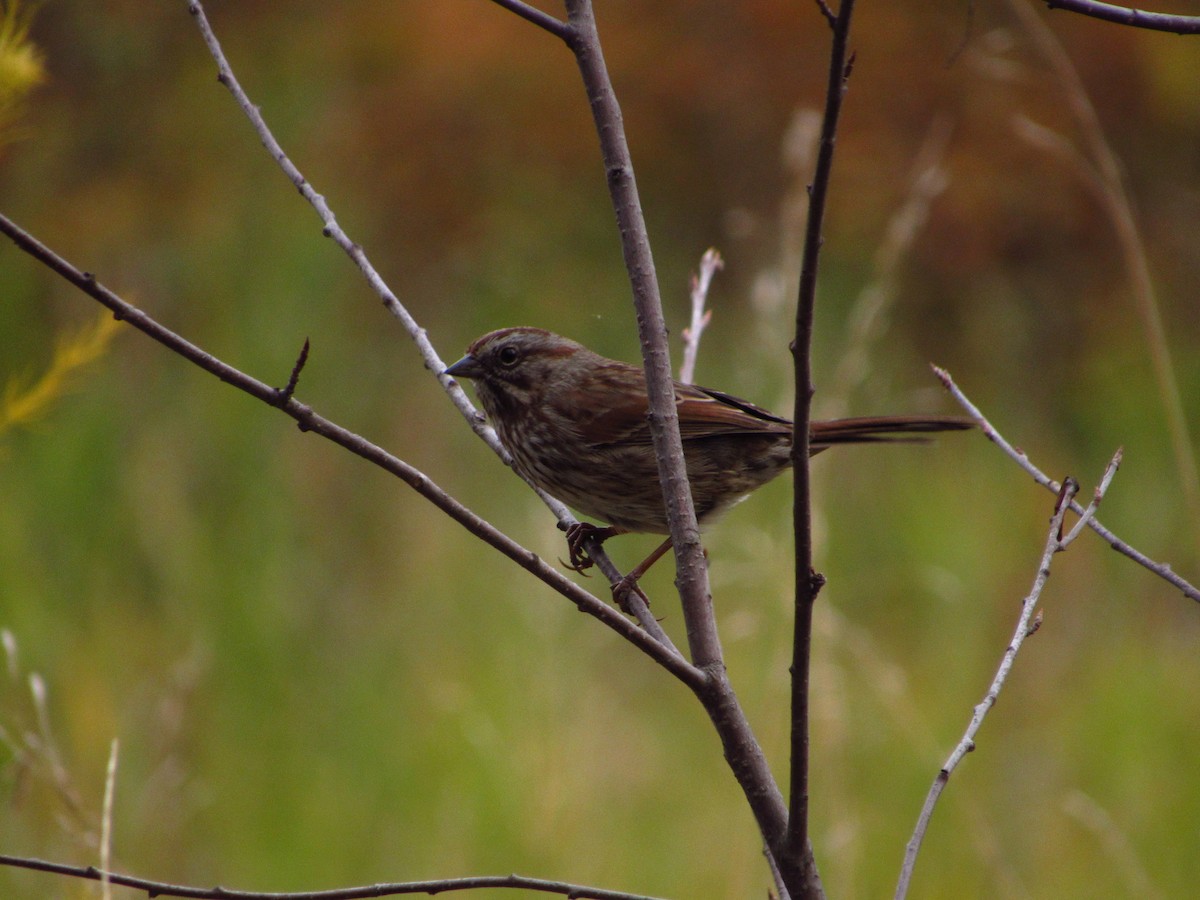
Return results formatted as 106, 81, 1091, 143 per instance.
276, 338, 310, 406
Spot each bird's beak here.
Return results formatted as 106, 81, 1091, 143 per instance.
444, 354, 482, 379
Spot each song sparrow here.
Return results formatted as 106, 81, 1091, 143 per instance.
446, 327, 971, 572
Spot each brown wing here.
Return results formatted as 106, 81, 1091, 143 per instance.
676, 385, 792, 438
562, 369, 791, 447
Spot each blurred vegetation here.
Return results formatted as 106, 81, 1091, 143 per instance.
1, 2, 1199, 898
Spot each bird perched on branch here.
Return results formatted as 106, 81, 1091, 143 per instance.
446, 326, 972, 580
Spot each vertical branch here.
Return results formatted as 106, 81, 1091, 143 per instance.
562, 1, 718, 667
785, 0, 856, 894
556, 4, 794, 882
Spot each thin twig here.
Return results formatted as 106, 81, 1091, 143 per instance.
0, 855, 669, 900
765, 841, 792, 900
1060, 447, 1122, 546
487, 0, 571, 39
188, 3, 777, 893
678, 248, 721, 386
934, 366, 1200, 603
184, 0, 665, 641
0, 210, 699, 685
785, 2, 856, 895
896, 477, 1080, 899
275, 338, 310, 407
1044, 0, 1200, 33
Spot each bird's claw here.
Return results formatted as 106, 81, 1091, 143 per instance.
564, 521, 618, 574
558, 555, 593, 576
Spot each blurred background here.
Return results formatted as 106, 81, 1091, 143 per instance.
1, 1, 1198, 897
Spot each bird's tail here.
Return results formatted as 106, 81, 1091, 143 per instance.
810, 415, 974, 452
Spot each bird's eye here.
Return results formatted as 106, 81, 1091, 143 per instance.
497, 345, 520, 367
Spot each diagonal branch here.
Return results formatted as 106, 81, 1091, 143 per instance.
186, 2, 788, 887
487, 0, 571, 39
896, 475, 1083, 899
561, 0, 717, 669
1043, 0, 1200, 33
184, 0, 670, 646
0, 210, 698, 685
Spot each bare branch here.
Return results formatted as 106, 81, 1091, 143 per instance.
487, 0, 571, 39
184, 0, 665, 643
1044, 0, 1200, 34
785, 1, 856, 894
558, 5, 793, 882
185, 4, 786, 889
0, 210, 699, 685
0, 854, 669, 900
275, 338, 310, 407
562, 0, 716, 666
1060, 447, 1122, 546
934, 366, 1200, 603
765, 842, 793, 900
896, 477, 1080, 899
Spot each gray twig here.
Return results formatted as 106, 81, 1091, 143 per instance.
896, 476, 1082, 899
678, 248, 722, 386
934, 366, 1200, 604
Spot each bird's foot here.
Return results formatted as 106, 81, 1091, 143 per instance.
562, 522, 620, 574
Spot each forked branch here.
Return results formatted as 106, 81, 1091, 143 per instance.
935, 366, 1200, 604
